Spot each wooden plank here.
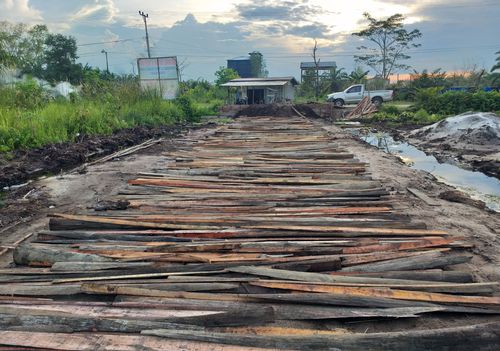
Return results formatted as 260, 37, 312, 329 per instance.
0, 331, 276, 351
143, 321, 500, 351
250, 281, 500, 306
407, 187, 441, 206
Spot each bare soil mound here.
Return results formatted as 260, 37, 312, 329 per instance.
410, 112, 500, 146
236, 104, 300, 117
407, 112, 500, 179
235, 103, 347, 120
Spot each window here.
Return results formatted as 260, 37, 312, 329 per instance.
347, 86, 362, 93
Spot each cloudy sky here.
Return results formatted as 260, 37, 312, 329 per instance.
1, 0, 499, 81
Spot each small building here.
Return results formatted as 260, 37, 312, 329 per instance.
300, 61, 336, 82
221, 77, 298, 104
227, 56, 252, 78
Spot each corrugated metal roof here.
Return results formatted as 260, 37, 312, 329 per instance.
228, 56, 251, 61
222, 77, 298, 86
221, 80, 290, 87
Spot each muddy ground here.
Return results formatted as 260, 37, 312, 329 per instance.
0, 120, 239, 230
0, 123, 188, 190
359, 117, 500, 180
235, 103, 348, 121
0, 113, 499, 334
404, 136, 500, 181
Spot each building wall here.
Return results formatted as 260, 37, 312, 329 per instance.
284, 83, 295, 101
227, 59, 252, 78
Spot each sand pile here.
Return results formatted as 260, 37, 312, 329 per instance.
410, 112, 500, 146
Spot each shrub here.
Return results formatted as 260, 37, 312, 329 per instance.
175, 95, 198, 122
0, 74, 224, 152
380, 104, 401, 115
414, 88, 500, 115
371, 108, 441, 125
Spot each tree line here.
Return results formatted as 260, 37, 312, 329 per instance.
0, 22, 89, 84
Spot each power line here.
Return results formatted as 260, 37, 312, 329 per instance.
77, 38, 141, 47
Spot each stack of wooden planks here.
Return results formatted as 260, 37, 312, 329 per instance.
1, 116, 499, 350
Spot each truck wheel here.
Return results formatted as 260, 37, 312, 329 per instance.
333, 99, 344, 107
371, 97, 383, 106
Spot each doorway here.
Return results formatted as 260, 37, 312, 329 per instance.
248, 88, 265, 104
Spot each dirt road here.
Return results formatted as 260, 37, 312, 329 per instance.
0, 113, 499, 350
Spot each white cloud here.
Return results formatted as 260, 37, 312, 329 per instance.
70, 0, 118, 24
0, 0, 497, 78
0, 0, 42, 22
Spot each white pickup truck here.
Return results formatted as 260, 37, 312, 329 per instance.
327, 84, 393, 107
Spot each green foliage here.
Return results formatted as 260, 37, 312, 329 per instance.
0, 22, 48, 73
373, 88, 500, 125
0, 73, 219, 152
180, 79, 226, 104
410, 69, 447, 89
215, 67, 240, 86
371, 108, 441, 125
353, 13, 422, 79
42, 33, 83, 84
14, 79, 50, 109
298, 67, 351, 100
174, 95, 197, 122
414, 88, 500, 115
0, 78, 50, 109
491, 50, 500, 72
379, 104, 401, 115
249, 51, 268, 78
349, 67, 370, 84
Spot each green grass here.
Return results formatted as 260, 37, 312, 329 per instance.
0, 82, 221, 152
369, 104, 442, 126
383, 101, 413, 110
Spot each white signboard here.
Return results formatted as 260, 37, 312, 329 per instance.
137, 57, 179, 100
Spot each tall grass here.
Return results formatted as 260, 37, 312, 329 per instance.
0, 78, 219, 152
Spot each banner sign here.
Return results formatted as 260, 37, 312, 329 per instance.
137, 57, 179, 100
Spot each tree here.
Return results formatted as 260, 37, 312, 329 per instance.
311, 40, 320, 100
23, 24, 49, 75
353, 13, 422, 80
410, 68, 447, 88
491, 50, 500, 72
214, 66, 239, 86
489, 51, 500, 85
349, 66, 370, 84
323, 67, 349, 93
42, 33, 83, 84
0, 22, 48, 75
249, 51, 268, 78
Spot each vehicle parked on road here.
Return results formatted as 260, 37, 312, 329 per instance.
327, 84, 393, 107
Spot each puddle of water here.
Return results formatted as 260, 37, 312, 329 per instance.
350, 129, 500, 212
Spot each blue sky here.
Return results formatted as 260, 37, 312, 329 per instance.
1, 0, 499, 81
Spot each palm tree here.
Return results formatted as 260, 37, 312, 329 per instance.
322, 67, 349, 93
491, 50, 500, 72
489, 51, 500, 85
349, 67, 370, 84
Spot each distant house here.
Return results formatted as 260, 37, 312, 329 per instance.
221, 77, 298, 104
227, 56, 252, 78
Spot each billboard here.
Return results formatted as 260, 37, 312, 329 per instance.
137, 57, 179, 100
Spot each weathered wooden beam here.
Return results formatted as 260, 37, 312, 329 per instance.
142, 321, 500, 351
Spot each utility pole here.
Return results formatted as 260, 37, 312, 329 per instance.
101, 49, 109, 73
138, 10, 151, 58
